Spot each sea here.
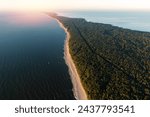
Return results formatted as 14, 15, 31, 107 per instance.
59, 11, 150, 32
0, 13, 75, 99
0, 11, 150, 99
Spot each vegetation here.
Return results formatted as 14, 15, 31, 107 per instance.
54, 15, 150, 100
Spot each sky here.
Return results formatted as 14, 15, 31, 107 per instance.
0, 0, 150, 12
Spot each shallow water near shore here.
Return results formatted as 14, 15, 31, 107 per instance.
0, 12, 75, 99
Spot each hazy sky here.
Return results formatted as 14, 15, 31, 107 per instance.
0, 0, 150, 12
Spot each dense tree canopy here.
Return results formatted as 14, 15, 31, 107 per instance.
56, 16, 150, 100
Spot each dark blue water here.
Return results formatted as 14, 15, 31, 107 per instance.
59, 11, 150, 32
0, 13, 75, 100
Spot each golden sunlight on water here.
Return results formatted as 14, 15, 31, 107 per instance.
0, 12, 75, 99
6, 13, 51, 26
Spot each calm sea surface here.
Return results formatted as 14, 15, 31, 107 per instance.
59, 11, 150, 32
1, 11, 149, 99
0, 13, 75, 99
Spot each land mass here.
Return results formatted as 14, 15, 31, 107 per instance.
49, 13, 150, 100
56, 19, 87, 100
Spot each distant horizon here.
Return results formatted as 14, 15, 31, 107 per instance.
1, 9, 150, 14
1, 9, 150, 13
0, 0, 150, 12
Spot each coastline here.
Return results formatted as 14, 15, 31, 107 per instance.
56, 19, 87, 100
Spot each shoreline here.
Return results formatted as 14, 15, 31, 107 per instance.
56, 19, 87, 100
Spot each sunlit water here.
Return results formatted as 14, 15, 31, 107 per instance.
59, 11, 150, 32
0, 13, 75, 99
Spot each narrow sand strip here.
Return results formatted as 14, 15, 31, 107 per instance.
56, 19, 87, 100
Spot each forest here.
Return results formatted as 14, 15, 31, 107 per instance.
53, 15, 150, 99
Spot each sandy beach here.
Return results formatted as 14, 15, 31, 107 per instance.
56, 19, 87, 100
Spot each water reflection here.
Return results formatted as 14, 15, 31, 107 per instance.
0, 12, 75, 100
1, 12, 52, 26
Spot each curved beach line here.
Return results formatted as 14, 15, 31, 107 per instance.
56, 19, 87, 100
